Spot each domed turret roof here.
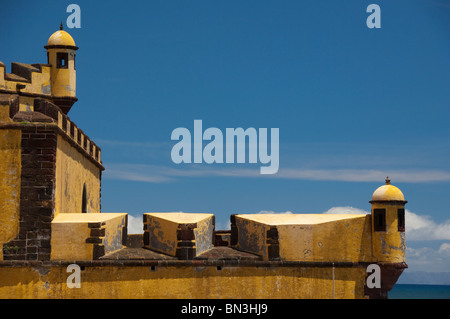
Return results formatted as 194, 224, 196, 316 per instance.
371, 177, 406, 203
45, 23, 78, 49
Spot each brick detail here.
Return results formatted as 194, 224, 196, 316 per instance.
2, 128, 57, 261
266, 226, 280, 261
143, 215, 150, 246
86, 222, 106, 260
230, 214, 238, 246
176, 223, 197, 260
214, 230, 231, 247
122, 214, 128, 246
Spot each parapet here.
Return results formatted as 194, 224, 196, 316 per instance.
143, 212, 215, 259
0, 94, 103, 169
51, 213, 128, 260
230, 213, 373, 262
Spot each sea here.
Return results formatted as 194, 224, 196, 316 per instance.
389, 284, 450, 299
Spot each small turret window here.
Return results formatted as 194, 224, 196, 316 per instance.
373, 209, 386, 232
398, 208, 405, 232
57, 53, 69, 69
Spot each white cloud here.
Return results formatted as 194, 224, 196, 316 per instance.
127, 214, 144, 234
323, 206, 370, 215
257, 210, 293, 214
405, 210, 450, 241
104, 163, 450, 183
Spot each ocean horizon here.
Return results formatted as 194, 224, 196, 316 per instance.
389, 284, 450, 299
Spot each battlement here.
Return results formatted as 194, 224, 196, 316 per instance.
0, 94, 102, 168
51, 213, 127, 260
0, 61, 52, 96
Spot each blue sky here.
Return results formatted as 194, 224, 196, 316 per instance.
1, 1, 450, 278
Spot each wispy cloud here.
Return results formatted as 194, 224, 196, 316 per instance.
104, 163, 450, 183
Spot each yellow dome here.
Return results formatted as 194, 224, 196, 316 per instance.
46, 28, 77, 48
371, 177, 405, 202
47, 30, 75, 47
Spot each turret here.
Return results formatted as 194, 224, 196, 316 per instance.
44, 23, 78, 114
369, 177, 407, 262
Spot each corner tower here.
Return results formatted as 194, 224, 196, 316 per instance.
369, 177, 407, 263
45, 23, 78, 114
0, 27, 104, 261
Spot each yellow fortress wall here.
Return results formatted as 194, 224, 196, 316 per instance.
0, 262, 368, 299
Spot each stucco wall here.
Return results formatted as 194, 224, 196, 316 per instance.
51, 213, 127, 260
54, 135, 101, 215
0, 263, 368, 299
0, 128, 22, 260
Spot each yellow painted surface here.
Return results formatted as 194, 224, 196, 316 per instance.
0, 95, 12, 121
47, 30, 76, 47
0, 265, 368, 299
371, 203, 406, 263
371, 184, 405, 202
144, 213, 180, 256
238, 213, 365, 225
309, 215, 372, 262
234, 215, 271, 259
0, 128, 21, 254
235, 214, 373, 262
0, 65, 52, 99
144, 212, 214, 257
51, 213, 127, 260
54, 135, 101, 215
51, 219, 91, 260
0, 28, 75, 101
47, 48, 76, 97
18, 96, 36, 112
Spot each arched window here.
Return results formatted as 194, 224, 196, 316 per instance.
82, 184, 87, 213
57, 52, 69, 69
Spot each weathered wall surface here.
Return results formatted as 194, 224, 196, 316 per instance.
144, 213, 214, 259
277, 215, 373, 262
48, 49, 76, 97
232, 215, 271, 260
2, 126, 57, 261
55, 135, 101, 215
371, 203, 406, 263
51, 213, 127, 260
0, 264, 368, 299
232, 214, 374, 263
0, 63, 52, 99
0, 128, 22, 260
194, 216, 214, 255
